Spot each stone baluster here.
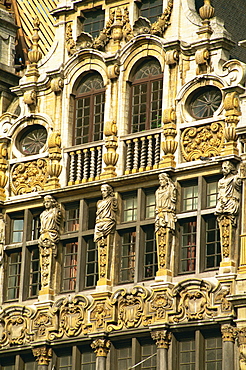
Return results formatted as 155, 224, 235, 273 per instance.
89, 148, 96, 181
96, 146, 102, 180
125, 139, 132, 174
68, 151, 75, 185
154, 133, 160, 168
132, 138, 139, 173
139, 136, 146, 172
146, 135, 153, 170
82, 149, 89, 182
75, 150, 82, 184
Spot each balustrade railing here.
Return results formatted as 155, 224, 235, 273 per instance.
123, 131, 161, 174
67, 145, 103, 185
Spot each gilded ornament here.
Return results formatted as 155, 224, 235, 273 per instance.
221, 324, 236, 342
101, 121, 118, 179
10, 159, 48, 195
65, 23, 76, 55
91, 338, 111, 357
151, 330, 172, 349
150, 0, 173, 37
107, 286, 149, 331
23, 90, 37, 105
32, 346, 52, 365
181, 122, 224, 161
150, 291, 172, 320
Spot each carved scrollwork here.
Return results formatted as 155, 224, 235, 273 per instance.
33, 311, 54, 339
49, 295, 89, 340
181, 122, 224, 161
149, 290, 173, 320
10, 159, 48, 195
90, 302, 113, 330
107, 286, 150, 331
170, 279, 217, 323
219, 59, 246, 87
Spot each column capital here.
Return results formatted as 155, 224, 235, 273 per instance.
32, 346, 52, 366
151, 329, 172, 349
221, 324, 236, 343
91, 338, 111, 357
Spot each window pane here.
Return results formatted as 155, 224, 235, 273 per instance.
180, 220, 196, 273
83, 8, 105, 38
141, 341, 157, 370
141, 0, 163, 24
182, 185, 198, 211
65, 203, 80, 232
120, 231, 136, 282
29, 247, 40, 297
207, 181, 218, 208
123, 194, 137, 222
205, 217, 221, 269
12, 218, 24, 243
31, 213, 41, 240
146, 192, 155, 218
85, 238, 98, 288
144, 225, 157, 279
205, 336, 222, 370
6, 251, 22, 300
179, 338, 195, 370
62, 242, 78, 291
80, 347, 96, 369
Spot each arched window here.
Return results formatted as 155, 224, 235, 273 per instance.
74, 73, 105, 145
129, 59, 163, 133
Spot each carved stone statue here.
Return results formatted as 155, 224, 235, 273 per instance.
155, 173, 177, 277
38, 195, 61, 291
39, 195, 61, 248
155, 173, 177, 233
215, 161, 242, 220
94, 184, 117, 243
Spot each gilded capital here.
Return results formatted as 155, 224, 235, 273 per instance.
91, 338, 111, 357
221, 324, 236, 342
32, 346, 52, 365
151, 330, 172, 349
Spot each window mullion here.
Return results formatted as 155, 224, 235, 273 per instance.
146, 78, 151, 130
195, 330, 205, 370
76, 199, 85, 291
134, 189, 143, 283
89, 94, 94, 142
196, 177, 203, 274
19, 210, 29, 301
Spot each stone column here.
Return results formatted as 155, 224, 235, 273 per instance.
32, 346, 52, 370
221, 324, 236, 370
91, 338, 111, 370
236, 327, 246, 370
151, 330, 171, 370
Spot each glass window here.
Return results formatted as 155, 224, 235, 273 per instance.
120, 231, 136, 283
141, 341, 157, 370
180, 220, 196, 273
29, 246, 40, 298
31, 213, 41, 241
189, 86, 222, 119
146, 191, 155, 218
57, 350, 72, 370
116, 342, 132, 370
85, 237, 98, 288
123, 194, 137, 222
12, 217, 24, 243
62, 242, 78, 291
140, 0, 163, 24
83, 8, 105, 38
130, 60, 163, 133
18, 124, 47, 155
179, 338, 195, 370
205, 217, 221, 269
206, 181, 218, 208
75, 73, 105, 145
64, 203, 80, 232
22, 353, 38, 370
6, 250, 22, 300
205, 336, 222, 370
182, 184, 198, 211
80, 348, 96, 369
144, 225, 157, 279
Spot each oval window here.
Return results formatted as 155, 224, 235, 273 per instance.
18, 125, 47, 155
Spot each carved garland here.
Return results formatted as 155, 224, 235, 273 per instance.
181, 122, 224, 161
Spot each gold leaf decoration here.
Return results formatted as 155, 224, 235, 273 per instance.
181, 122, 224, 161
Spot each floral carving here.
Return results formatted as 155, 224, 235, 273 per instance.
10, 158, 48, 195
215, 286, 231, 312
33, 311, 53, 338
90, 302, 112, 330
49, 295, 89, 339
107, 286, 149, 331
150, 291, 173, 320
181, 122, 224, 161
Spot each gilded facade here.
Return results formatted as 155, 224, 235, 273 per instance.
1, 0, 246, 369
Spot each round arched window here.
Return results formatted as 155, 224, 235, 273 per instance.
18, 125, 47, 155
188, 86, 222, 119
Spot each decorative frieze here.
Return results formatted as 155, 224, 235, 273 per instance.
181, 121, 224, 161
10, 158, 48, 195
